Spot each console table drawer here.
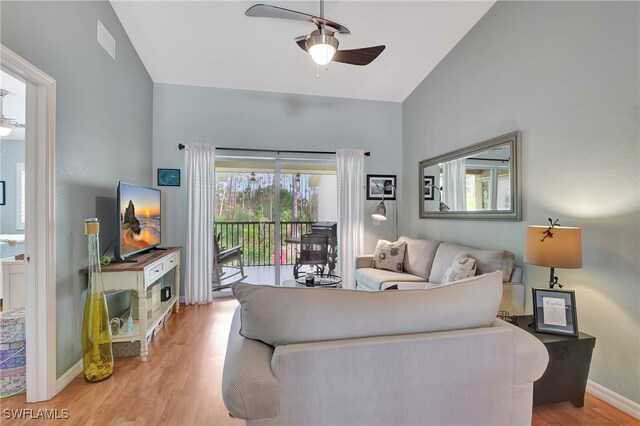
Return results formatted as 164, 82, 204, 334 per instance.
145, 259, 165, 285
164, 251, 179, 271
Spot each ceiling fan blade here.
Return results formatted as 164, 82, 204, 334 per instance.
333, 45, 386, 66
246, 4, 350, 34
294, 35, 309, 52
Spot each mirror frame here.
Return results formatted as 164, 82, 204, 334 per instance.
419, 131, 521, 221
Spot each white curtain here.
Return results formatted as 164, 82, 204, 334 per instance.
442, 159, 466, 211
184, 144, 216, 304
336, 149, 365, 289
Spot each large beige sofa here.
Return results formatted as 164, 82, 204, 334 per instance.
355, 235, 525, 314
222, 273, 548, 425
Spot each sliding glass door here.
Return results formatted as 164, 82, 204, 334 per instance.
214, 151, 336, 285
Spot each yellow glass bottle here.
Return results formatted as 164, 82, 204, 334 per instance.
82, 218, 114, 382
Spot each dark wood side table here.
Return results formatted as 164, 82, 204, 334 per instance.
515, 315, 596, 407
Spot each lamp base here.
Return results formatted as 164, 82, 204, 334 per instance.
548, 267, 563, 289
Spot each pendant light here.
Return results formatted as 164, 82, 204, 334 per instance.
0, 90, 16, 137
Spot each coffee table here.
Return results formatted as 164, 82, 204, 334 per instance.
283, 274, 342, 288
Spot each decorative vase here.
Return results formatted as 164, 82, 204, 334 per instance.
81, 218, 114, 382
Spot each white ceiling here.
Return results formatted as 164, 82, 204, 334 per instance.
0, 70, 26, 141
111, 1, 494, 102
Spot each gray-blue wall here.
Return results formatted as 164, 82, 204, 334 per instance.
0, 140, 25, 234
402, 1, 639, 403
152, 83, 403, 288
1, 1, 153, 377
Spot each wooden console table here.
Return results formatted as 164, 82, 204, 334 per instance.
100, 247, 181, 361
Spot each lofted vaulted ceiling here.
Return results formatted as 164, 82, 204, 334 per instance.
111, 1, 495, 102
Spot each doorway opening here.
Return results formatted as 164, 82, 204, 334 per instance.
0, 69, 27, 398
1, 45, 56, 402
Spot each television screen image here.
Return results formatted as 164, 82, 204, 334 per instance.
118, 182, 161, 258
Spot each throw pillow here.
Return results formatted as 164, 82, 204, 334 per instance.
441, 252, 477, 284
371, 240, 407, 272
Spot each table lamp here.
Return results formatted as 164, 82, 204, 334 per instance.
524, 223, 582, 288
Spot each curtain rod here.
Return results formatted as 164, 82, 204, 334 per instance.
467, 157, 510, 162
177, 144, 370, 157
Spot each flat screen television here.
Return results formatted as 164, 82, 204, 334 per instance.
115, 182, 161, 260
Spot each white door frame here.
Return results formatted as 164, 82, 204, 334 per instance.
1, 44, 57, 402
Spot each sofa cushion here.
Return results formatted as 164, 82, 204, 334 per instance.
371, 240, 407, 272
441, 253, 477, 284
429, 242, 515, 284
232, 271, 503, 347
398, 236, 441, 279
355, 268, 428, 290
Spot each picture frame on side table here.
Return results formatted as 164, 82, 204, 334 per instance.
532, 288, 579, 336
424, 176, 435, 200
157, 168, 181, 187
367, 175, 396, 200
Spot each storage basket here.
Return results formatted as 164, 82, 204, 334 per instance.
112, 331, 154, 358
0, 308, 26, 343
0, 341, 26, 369
0, 366, 26, 398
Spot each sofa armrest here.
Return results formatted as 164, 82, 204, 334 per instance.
222, 306, 279, 421
356, 254, 373, 269
511, 266, 523, 283
492, 319, 549, 385
500, 283, 525, 315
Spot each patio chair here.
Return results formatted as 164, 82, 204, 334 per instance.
293, 233, 329, 279
212, 233, 246, 291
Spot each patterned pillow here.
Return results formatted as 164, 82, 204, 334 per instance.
441, 253, 477, 284
371, 240, 407, 272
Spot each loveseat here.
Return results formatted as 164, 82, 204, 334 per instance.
222, 273, 548, 425
355, 235, 525, 314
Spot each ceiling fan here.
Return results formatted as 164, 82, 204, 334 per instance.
245, 0, 385, 66
0, 89, 25, 137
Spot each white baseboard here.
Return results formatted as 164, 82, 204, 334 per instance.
55, 359, 82, 395
587, 380, 640, 419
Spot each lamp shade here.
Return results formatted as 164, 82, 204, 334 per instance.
306, 29, 339, 66
524, 225, 582, 269
371, 201, 387, 221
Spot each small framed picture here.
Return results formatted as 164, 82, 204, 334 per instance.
157, 168, 181, 187
367, 175, 396, 200
0, 181, 5, 205
424, 176, 435, 200
532, 288, 579, 336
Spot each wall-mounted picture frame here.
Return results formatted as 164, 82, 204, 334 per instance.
367, 175, 396, 200
157, 168, 181, 187
424, 176, 435, 200
532, 288, 579, 336
0, 181, 5, 206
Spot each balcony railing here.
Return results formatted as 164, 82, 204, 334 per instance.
215, 221, 314, 267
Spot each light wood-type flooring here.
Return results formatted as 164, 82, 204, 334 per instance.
2, 299, 638, 425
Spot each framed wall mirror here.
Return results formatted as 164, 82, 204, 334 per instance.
419, 131, 521, 220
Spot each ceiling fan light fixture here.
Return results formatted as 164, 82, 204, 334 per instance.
306, 29, 338, 65
0, 118, 14, 137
